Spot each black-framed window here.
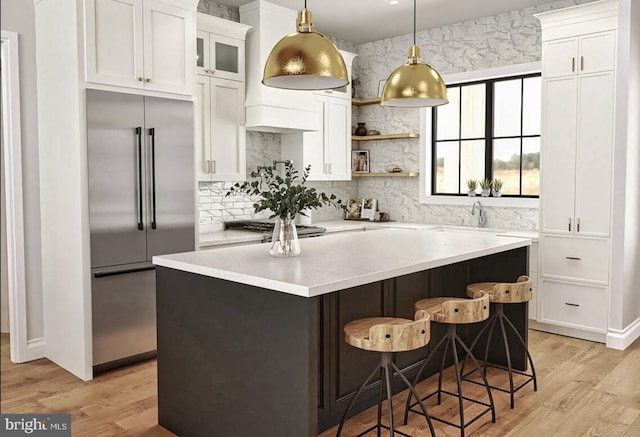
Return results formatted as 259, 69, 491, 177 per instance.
431, 73, 541, 197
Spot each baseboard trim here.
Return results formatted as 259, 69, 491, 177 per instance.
529, 320, 606, 343
23, 337, 45, 362
606, 317, 640, 350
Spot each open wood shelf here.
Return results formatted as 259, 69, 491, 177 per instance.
351, 172, 419, 178
352, 133, 419, 141
352, 97, 381, 106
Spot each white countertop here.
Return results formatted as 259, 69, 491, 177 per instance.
155, 228, 531, 298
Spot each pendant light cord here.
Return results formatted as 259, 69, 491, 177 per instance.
416, 0, 420, 45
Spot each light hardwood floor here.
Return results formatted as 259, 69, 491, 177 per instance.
2, 331, 639, 436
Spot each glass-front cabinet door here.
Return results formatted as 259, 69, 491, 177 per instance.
196, 31, 244, 81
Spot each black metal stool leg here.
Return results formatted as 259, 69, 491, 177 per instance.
437, 335, 451, 405
403, 333, 448, 425
503, 314, 538, 391
482, 315, 498, 370
336, 363, 381, 437
381, 353, 395, 436
455, 334, 496, 423
498, 315, 515, 409
459, 313, 496, 378
391, 362, 436, 437
377, 367, 384, 437
449, 330, 466, 437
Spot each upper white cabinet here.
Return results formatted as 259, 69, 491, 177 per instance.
194, 14, 251, 182
538, 6, 616, 238
281, 52, 356, 181
85, 0, 196, 95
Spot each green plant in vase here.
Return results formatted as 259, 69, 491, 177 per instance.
479, 178, 491, 197
466, 179, 478, 196
492, 178, 504, 197
226, 161, 344, 257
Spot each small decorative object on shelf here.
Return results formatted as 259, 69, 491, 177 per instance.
386, 164, 402, 173
346, 199, 362, 219
355, 122, 367, 136
492, 178, 504, 197
352, 150, 370, 173
226, 161, 344, 257
367, 129, 380, 136
466, 178, 478, 196
479, 178, 491, 197
351, 78, 360, 98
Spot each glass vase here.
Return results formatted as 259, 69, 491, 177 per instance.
270, 215, 301, 257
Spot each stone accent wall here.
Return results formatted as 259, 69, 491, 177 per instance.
197, 0, 595, 234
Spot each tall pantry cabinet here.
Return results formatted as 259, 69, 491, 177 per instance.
534, 0, 618, 343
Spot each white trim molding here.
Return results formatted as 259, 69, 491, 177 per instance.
606, 317, 640, 350
1, 31, 38, 362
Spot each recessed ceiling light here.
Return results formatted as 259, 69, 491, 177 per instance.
389, 0, 399, 4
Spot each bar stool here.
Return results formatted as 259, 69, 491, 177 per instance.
461, 275, 537, 409
337, 311, 436, 437
403, 291, 495, 437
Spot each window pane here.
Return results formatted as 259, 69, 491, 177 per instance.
436, 87, 460, 141
522, 137, 540, 195
215, 42, 238, 74
461, 84, 485, 139
523, 77, 541, 136
493, 138, 521, 195
460, 140, 485, 191
196, 37, 204, 68
435, 141, 460, 193
494, 79, 522, 137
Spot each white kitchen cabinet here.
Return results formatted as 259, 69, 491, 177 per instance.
195, 75, 246, 181
194, 15, 251, 182
85, 0, 195, 95
534, 0, 617, 344
281, 51, 356, 181
196, 13, 249, 81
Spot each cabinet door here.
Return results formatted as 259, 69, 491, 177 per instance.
542, 37, 578, 79
210, 78, 246, 181
210, 34, 244, 81
574, 72, 614, 237
579, 31, 616, 74
85, 0, 144, 89
143, 0, 195, 95
326, 97, 351, 180
194, 75, 213, 181
540, 76, 577, 234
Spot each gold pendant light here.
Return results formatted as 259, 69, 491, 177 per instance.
380, 0, 448, 107
262, 1, 348, 90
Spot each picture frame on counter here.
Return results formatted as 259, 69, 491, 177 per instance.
352, 150, 370, 173
360, 198, 377, 220
345, 199, 362, 219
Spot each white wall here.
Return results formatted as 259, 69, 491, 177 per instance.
0, 0, 44, 341
622, 0, 640, 328
1, 121, 8, 333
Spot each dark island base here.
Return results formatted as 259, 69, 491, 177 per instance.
156, 246, 528, 436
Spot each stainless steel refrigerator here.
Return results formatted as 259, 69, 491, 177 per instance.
86, 90, 194, 371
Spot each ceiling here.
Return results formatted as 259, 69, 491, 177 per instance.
215, 0, 557, 44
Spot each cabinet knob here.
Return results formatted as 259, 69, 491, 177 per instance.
145, 78, 152, 83
580, 56, 584, 71
138, 77, 144, 82
571, 57, 575, 72
568, 217, 572, 232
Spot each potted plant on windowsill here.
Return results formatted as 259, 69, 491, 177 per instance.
466, 179, 478, 197
479, 178, 491, 197
226, 161, 344, 257
492, 178, 504, 197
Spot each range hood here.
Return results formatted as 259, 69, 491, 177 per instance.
240, 0, 321, 133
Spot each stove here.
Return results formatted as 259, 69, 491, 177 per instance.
224, 220, 326, 242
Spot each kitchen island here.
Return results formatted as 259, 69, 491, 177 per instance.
153, 228, 531, 436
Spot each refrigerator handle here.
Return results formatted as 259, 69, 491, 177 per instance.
149, 128, 157, 229
136, 127, 144, 231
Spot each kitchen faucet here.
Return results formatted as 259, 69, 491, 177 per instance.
471, 201, 487, 227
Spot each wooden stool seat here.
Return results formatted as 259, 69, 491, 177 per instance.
338, 311, 435, 437
466, 275, 532, 304
461, 275, 537, 409
344, 312, 430, 353
415, 293, 490, 324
